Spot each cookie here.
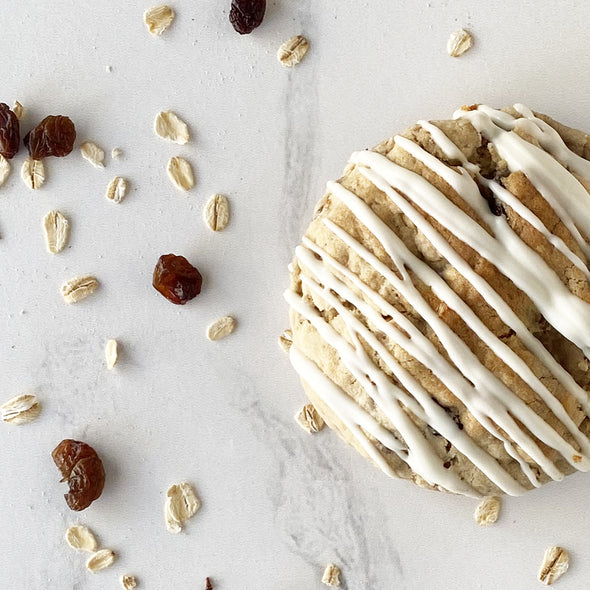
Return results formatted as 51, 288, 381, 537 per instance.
285, 104, 590, 497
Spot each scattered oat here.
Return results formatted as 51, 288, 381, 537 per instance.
295, 403, 325, 434
21, 157, 45, 189
278, 329, 293, 353
12, 101, 24, 120
154, 111, 189, 144
206, 316, 236, 341
121, 574, 138, 589
43, 210, 70, 254
86, 549, 116, 573
105, 339, 118, 370
322, 563, 341, 587
111, 147, 122, 159
166, 156, 194, 191
447, 29, 473, 57
474, 496, 501, 526
80, 141, 105, 168
1, 393, 41, 425
64, 525, 98, 553
105, 176, 128, 203
204, 193, 230, 231
0, 155, 10, 187
277, 35, 309, 67
165, 481, 201, 533
144, 5, 175, 36
538, 546, 569, 585
61, 275, 99, 304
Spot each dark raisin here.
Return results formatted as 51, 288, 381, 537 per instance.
475, 177, 504, 216
229, 0, 266, 34
206, 578, 213, 590
0, 103, 20, 159
153, 254, 203, 305
51, 439, 105, 511
24, 115, 76, 159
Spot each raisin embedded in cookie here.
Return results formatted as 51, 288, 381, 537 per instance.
285, 104, 590, 497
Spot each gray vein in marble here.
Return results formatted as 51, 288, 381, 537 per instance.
280, 1, 320, 260
228, 365, 405, 589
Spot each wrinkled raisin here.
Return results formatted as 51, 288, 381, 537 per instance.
0, 103, 20, 159
153, 254, 202, 305
24, 115, 76, 159
206, 578, 213, 590
52, 439, 105, 511
229, 0, 266, 34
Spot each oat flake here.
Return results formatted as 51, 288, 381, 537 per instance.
64, 525, 98, 553
154, 111, 189, 144
105, 176, 128, 203
165, 481, 201, 533
144, 5, 175, 36
80, 141, 105, 168
111, 147, 122, 159
12, 101, 24, 120
43, 210, 70, 254
204, 193, 230, 231
206, 316, 236, 341
474, 496, 501, 526
61, 275, 99, 304
0, 155, 10, 187
166, 156, 194, 191
322, 563, 341, 587
105, 339, 118, 369
278, 329, 293, 353
21, 157, 45, 189
538, 546, 570, 585
1, 393, 41, 425
86, 549, 116, 573
447, 29, 473, 57
277, 35, 309, 67
295, 403, 324, 434
121, 574, 138, 589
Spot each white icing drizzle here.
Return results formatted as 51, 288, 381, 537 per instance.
286, 104, 590, 496
353, 149, 590, 358
311, 220, 590, 470
455, 105, 590, 260
408, 126, 590, 281
287, 290, 479, 496
289, 344, 406, 477
294, 240, 529, 495
417, 120, 590, 414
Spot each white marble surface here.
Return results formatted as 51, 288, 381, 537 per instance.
2, 1, 590, 588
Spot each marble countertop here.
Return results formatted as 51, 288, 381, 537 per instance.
2, 1, 590, 588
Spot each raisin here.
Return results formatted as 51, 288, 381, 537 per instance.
0, 103, 20, 159
153, 254, 203, 305
229, 0, 266, 34
206, 578, 213, 590
24, 115, 76, 159
52, 439, 105, 511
